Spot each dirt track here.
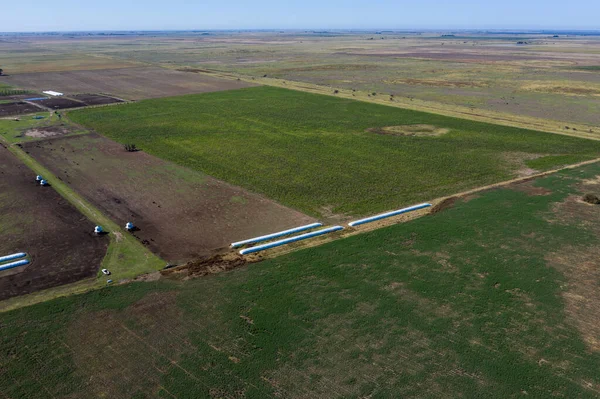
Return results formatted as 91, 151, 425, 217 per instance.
0, 144, 108, 300
23, 134, 315, 263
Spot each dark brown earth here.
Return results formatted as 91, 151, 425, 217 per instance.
431, 197, 458, 214
23, 134, 315, 263
0, 144, 108, 300
30, 97, 86, 110
161, 253, 260, 279
70, 94, 124, 106
3, 67, 259, 100
0, 101, 44, 116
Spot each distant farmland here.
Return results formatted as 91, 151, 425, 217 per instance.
70, 86, 600, 217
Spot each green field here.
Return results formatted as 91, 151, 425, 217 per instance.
71, 86, 600, 217
2, 163, 600, 398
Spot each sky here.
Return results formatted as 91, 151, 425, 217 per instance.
3, 0, 599, 32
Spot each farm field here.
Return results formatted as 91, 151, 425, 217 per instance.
22, 133, 315, 263
0, 143, 109, 301
70, 93, 124, 106
30, 97, 86, 110
5, 31, 599, 128
0, 40, 140, 74
70, 85, 600, 217
2, 162, 600, 398
0, 101, 44, 117
1, 66, 258, 100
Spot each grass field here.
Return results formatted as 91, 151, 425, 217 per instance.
70, 86, 600, 217
2, 163, 600, 398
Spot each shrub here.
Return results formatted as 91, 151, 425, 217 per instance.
124, 143, 139, 152
582, 193, 600, 204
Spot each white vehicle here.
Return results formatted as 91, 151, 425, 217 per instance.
101, 269, 111, 275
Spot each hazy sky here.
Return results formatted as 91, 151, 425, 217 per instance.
3, 0, 599, 32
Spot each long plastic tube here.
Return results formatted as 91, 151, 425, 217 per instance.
348, 203, 432, 227
0, 253, 27, 264
0, 259, 30, 272
231, 222, 323, 248
239, 226, 344, 255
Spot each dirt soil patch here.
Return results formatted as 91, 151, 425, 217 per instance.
30, 97, 86, 110
3, 67, 259, 101
23, 133, 315, 263
431, 197, 458, 214
511, 181, 553, 196
70, 93, 124, 106
367, 124, 450, 137
23, 125, 71, 138
162, 253, 260, 279
0, 144, 108, 301
0, 101, 44, 116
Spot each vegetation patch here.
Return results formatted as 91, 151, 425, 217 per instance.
367, 124, 450, 137
526, 154, 592, 170
522, 82, 600, 96
384, 78, 490, 88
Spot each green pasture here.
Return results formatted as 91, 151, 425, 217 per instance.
70, 86, 600, 217
2, 163, 600, 398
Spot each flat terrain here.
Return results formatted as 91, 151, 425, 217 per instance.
0, 101, 44, 116
0, 40, 140, 74
4, 32, 600, 130
2, 163, 600, 398
2, 66, 258, 100
71, 86, 600, 217
0, 144, 108, 301
30, 97, 86, 110
70, 93, 123, 106
3, 31, 598, 127
23, 134, 315, 263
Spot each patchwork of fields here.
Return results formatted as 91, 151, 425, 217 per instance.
71, 86, 600, 217
2, 66, 258, 101
23, 134, 315, 263
2, 30, 600, 398
2, 163, 600, 397
0, 144, 108, 300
